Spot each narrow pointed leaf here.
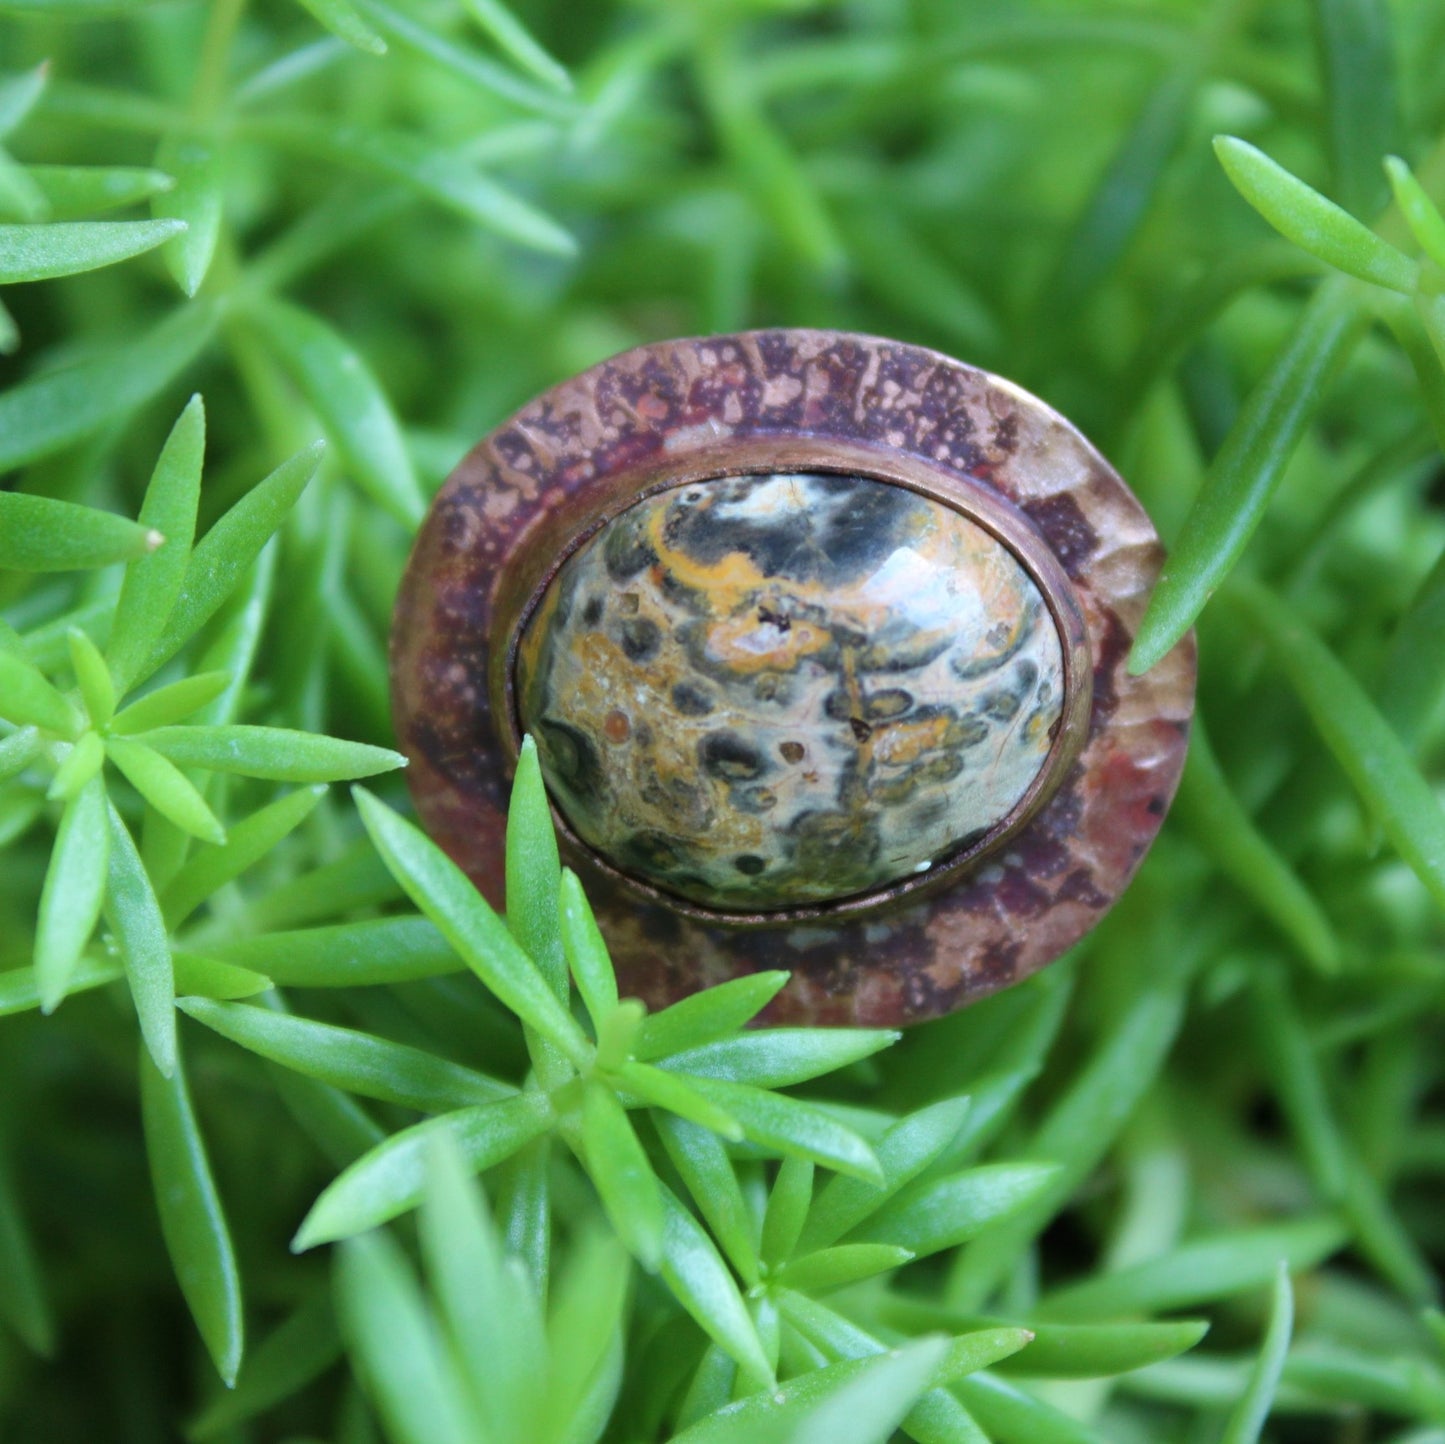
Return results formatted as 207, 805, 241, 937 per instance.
0, 648, 82, 734
615, 1059, 743, 1139
26, 163, 175, 217
0, 300, 218, 473
105, 803, 176, 1076
67, 628, 114, 725
335, 1231, 478, 1444
634, 970, 789, 1061
560, 866, 617, 1029
1220, 1264, 1294, 1444
654, 1114, 759, 1285
1037, 1215, 1344, 1320
153, 131, 222, 296
992, 1317, 1208, 1378
1129, 281, 1363, 674
112, 672, 231, 737
456, 0, 571, 92
145, 441, 322, 676
140, 1041, 244, 1385
761, 1156, 812, 1268
352, 788, 589, 1062
180, 996, 512, 1111
294, 1090, 554, 1248
1173, 720, 1338, 970
582, 1080, 664, 1270
33, 775, 109, 1011
419, 1136, 544, 1441
953, 1373, 1108, 1444
505, 734, 566, 998
140, 724, 403, 782
778, 1244, 915, 1293
0, 217, 186, 282
1229, 579, 1445, 909
0, 955, 122, 1016
0, 491, 157, 573
1385, 157, 1445, 269
163, 784, 324, 924
1214, 137, 1415, 291
171, 952, 272, 1000
0, 725, 40, 780
47, 729, 104, 801
682, 1075, 882, 1182
106, 736, 226, 844
541, 1230, 629, 1444
108, 395, 206, 690
248, 296, 423, 527
293, 0, 388, 53
661, 1028, 899, 1089
209, 916, 460, 986
657, 1181, 774, 1389
800, 1094, 973, 1253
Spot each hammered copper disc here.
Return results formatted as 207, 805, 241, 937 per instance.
390, 330, 1196, 1026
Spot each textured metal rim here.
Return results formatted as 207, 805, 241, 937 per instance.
390, 329, 1197, 1026
486, 434, 1094, 926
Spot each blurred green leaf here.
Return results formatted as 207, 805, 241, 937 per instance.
655, 1113, 760, 1284
1378, 542, 1445, 746
0, 1149, 53, 1355
25, 162, 175, 216
187, 1291, 341, 1440
153, 131, 223, 296
0, 648, 83, 734
1129, 282, 1364, 674
1228, 578, 1445, 911
635, 970, 789, 1061
0, 217, 185, 282
1385, 156, 1445, 269
107, 394, 206, 691
761, 1155, 812, 1269
47, 728, 104, 800
140, 1039, 244, 1384
1313, 0, 1400, 214
0, 490, 158, 572
247, 295, 424, 527
777, 1243, 914, 1293
292, 0, 388, 55
0, 300, 218, 473
457, 0, 570, 93
0, 953, 122, 1016
171, 951, 272, 1000
1219, 1263, 1294, 1444
294, 1089, 554, 1248
953, 1372, 1108, 1444
1037, 1215, 1344, 1320
560, 867, 617, 1031
336, 1230, 480, 1444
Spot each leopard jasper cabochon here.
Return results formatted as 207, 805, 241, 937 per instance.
516, 472, 1064, 909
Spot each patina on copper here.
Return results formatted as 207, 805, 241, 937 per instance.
390, 330, 1197, 1026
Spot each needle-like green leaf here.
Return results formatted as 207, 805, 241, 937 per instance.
634, 971, 790, 1061
581, 1079, 664, 1270
0, 491, 159, 573
33, 774, 109, 1012
139, 725, 403, 782
0, 217, 185, 282
140, 1040, 244, 1384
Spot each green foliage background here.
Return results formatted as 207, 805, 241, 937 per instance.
2, 0, 1445, 1440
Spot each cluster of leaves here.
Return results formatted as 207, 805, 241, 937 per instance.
2, 0, 1445, 1440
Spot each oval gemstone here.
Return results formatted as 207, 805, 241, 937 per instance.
516, 473, 1065, 910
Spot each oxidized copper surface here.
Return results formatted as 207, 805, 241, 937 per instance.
390, 330, 1196, 1026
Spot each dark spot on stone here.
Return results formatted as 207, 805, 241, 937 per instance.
1056, 867, 1108, 908
619, 592, 640, 614
848, 717, 872, 743
735, 786, 777, 813
619, 830, 694, 874
672, 682, 714, 716
620, 617, 661, 662
982, 688, 1022, 721
581, 596, 603, 626
865, 689, 913, 720
780, 740, 806, 763
757, 604, 790, 632
700, 730, 767, 781
603, 519, 656, 581
734, 854, 767, 875
604, 709, 631, 743
537, 718, 604, 801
